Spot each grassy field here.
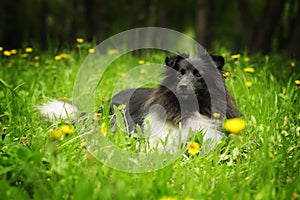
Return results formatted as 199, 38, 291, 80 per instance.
0, 42, 300, 200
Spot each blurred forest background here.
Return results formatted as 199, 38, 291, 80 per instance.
0, 0, 299, 57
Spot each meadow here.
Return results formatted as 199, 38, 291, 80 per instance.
0, 40, 299, 200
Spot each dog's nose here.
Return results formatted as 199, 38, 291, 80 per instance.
179, 84, 188, 90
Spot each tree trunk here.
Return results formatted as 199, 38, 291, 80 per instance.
195, 0, 209, 47
237, 0, 252, 44
39, 0, 48, 50
251, 0, 287, 54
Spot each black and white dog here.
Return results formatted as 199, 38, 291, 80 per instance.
39, 53, 239, 152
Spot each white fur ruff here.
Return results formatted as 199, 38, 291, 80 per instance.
39, 100, 79, 123
143, 107, 224, 153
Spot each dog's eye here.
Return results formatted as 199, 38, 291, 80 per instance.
180, 69, 186, 75
194, 72, 201, 78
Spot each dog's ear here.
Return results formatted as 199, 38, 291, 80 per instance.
165, 54, 188, 69
210, 54, 225, 70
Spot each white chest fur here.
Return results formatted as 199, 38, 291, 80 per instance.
142, 107, 224, 153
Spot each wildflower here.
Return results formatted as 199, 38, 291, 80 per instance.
184, 197, 195, 200
0, 47, 3, 51
269, 153, 275, 159
3, 50, 11, 57
25, 47, 32, 53
108, 49, 118, 55
293, 192, 299, 200
291, 62, 295, 68
138, 60, 145, 65
159, 197, 177, 200
224, 118, 246, 134
213, 112, 220, 119
221, 53, 227, 58
244, 67, 255, 73
231, 54, 240, 59
10, 49, 17, 54
101, 122, 107, 136
62, 96, 68, 101
246, 81, 253, 88
54, 55, 62, 61
59, 53, 70, 59
61, 124, 74, 135
243, 57, 250, 62
173, 164, 179, 169
88, 48, 95, 54
140, 69, 146, 74
117, 104, 126, 110
50, 129, 62, 140
119, 72, 126, 77
34, 56, 40, 61
282, 87, 287, 94
21, 53, 28, 58
295, 80, 300, 85
76, 37, 84, 44
188, 141, 200, 155
80, 142, 87, 147
223, 71, 230, 78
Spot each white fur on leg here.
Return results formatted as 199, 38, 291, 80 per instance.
39, 100, 79, 123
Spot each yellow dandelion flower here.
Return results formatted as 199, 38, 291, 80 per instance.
34, 56, 40, 61
119, 72, 126, 77
221, 53, 227, 58
3, 50, 11, 56
231, 54, 240, 59
76, 37, 84, 44
101, 122, 107, 136
62, 96, 68, 101
223, 71, 230, 78
50, 129, 62, 140
295, 80, 300, 85
118, 104, 126, 110
246, 81, 253, 88
159, 197, 177, 200
80, 142, 87, 147
108, 49, 118, 55
140, 69, 146, 74
269, 153, 275, 159
60, 53, 70, 59
188, 141, 200, 155
173, 164, 179, 169
138, 60, 145, 65
25, 47, 32, 53
34, 62, 39, 67
54, 55, 62, 61
61, 125, 74, 135
213, 112, 221, 119
282, 87, 287, 94
10, 49, 17, 54
244, 67, 255, 73
184, 197, 195, 200
243, 57, 250, 62
291, 62, 295, 68
293, 192, 299, 200
224, 118, 246, 134
21, 53, 28, 58
0, 47, 3, 51
88, 48, 95, 54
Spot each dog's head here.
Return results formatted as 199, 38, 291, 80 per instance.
163, 53, 225, 99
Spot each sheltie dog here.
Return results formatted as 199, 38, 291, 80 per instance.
39, 53, 240, 152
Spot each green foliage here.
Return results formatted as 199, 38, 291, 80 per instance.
0, 45, 299, 200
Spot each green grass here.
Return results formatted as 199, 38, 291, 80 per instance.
0, 44, 300, 200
